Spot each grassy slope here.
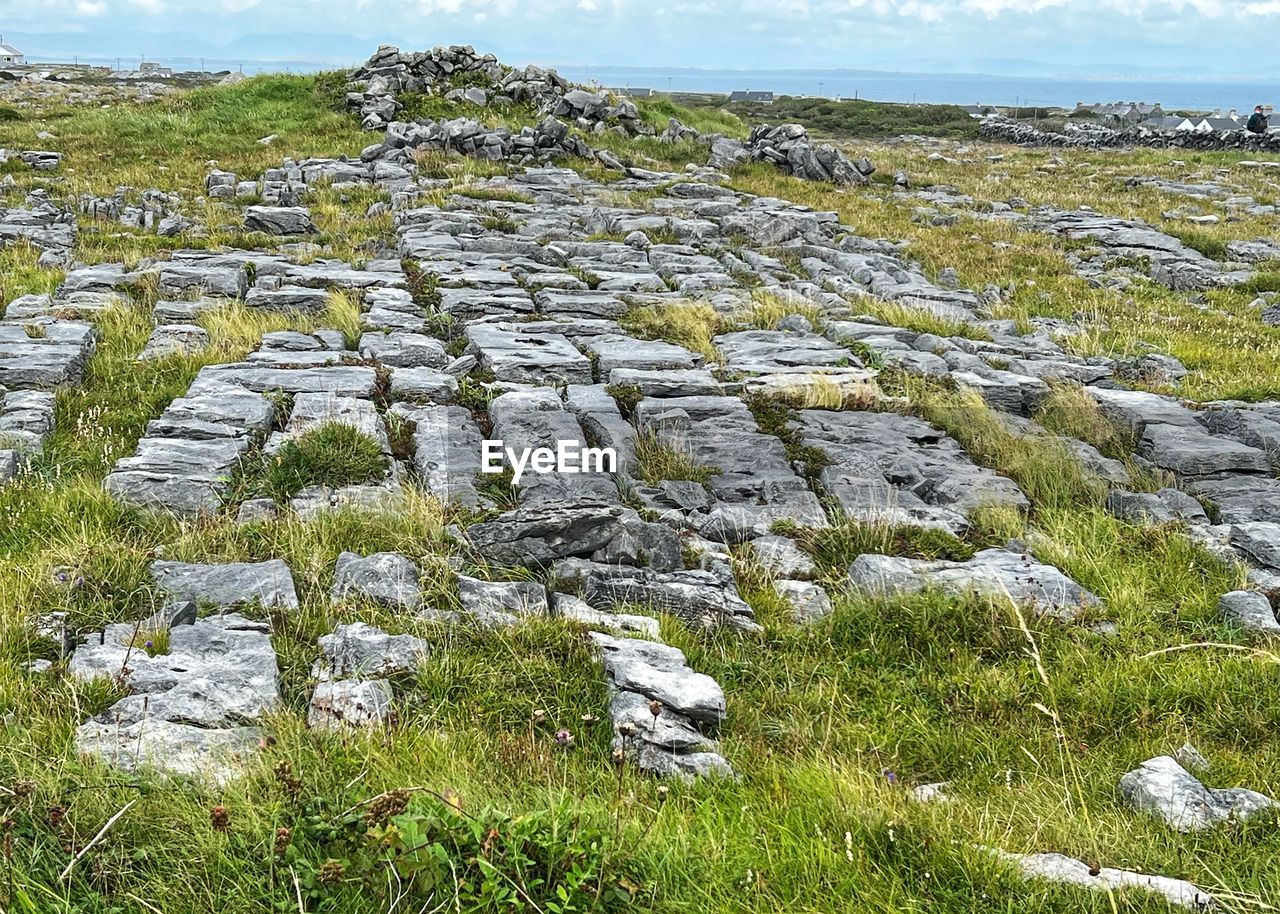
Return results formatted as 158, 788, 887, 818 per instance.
0, 76, 1278, 914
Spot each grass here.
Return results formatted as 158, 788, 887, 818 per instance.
4, 69, 1280, 914
634, 432, 722, 486
621, 301, 725, 364
723, 95, 981, 139
249, 423, 390, 503
634, 96, 746, 137
1165, 226, 1228, 260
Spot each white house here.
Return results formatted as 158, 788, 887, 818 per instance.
1194, 116, 1243, 134
1145, 114, 1195, 132
0, 40, 23, 67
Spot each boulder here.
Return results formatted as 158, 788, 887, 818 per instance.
315, 621, 429, 678
848, 548, 1099, 621
331, 552, 422, 610
1218, 590, 1280, 633
244, 206, 317, 236
1118, 755, 1274, 831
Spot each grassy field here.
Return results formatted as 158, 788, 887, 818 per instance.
1, 74, 1279, 914
720, 95, 982, 139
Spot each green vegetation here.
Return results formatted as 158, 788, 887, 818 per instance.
634, 96, 745, 137
621, 301, 725, 363
6, 66, 1280, 914
252, 423, 390, 503
723, 95, 981, 139
1165, 226, 1228, 260
633, 431, 721, 485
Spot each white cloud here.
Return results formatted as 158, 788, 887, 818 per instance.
75, 0, 108, 12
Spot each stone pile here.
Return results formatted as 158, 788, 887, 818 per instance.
0, 148, 61, 170
79, 187, 194, 237
0, 190, 76, 263
347, 44, 648, 136
720, 123, 875, 185
662, 117, 875, 186
207, 157, 417, 207
367, 115, 613, 169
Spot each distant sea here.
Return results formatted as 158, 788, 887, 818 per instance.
555, 67, 1280, 112
28, 55, 1280, 112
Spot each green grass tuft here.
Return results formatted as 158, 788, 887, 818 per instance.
256, 423, 388, 502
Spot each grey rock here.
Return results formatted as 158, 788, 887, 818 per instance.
331, 552, 422, 610
151, 559, 299, 611
550, 592, 661, 638
1107, 488, 1208, 526
1118, 755, 1274, 831
457, 575, 549, 620
773, 579, 832, 623
848, 548, 1099, 621
1218, 590, 1280, 633
749, 535, 816, 580
308, 679, 394, 730
554, 558, 759, 632
72, 612, 279, 783
244, 206, 317, 235
991, 848, 1214, 909
467, 498, 626, 567
591, 631, 724, 725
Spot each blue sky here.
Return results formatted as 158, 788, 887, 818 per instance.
2, 0, 1280, 78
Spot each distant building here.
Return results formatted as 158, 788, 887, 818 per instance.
139, 61, 173, 76
1145, 114, 1195, 132
1073, 101, 1163, 123
959, 104, 995, 118
604, 87, 657, 98
0, 40, 23, 66
1195, 116, 1244, 133
729, 91, 774, 103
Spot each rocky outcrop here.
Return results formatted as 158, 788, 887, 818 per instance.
990, 848, 1213, 909
591, 631, 734, 781
737, 123, 875, 185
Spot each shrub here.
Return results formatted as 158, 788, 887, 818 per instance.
283, 792, 636, 912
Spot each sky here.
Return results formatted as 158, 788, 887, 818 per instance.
2, 0, 1280, 79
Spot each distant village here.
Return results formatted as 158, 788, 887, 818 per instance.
0, 38, 234, 82
1064, 100, 1276, 133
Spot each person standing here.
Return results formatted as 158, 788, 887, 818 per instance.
1247, 105, 1270, 134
